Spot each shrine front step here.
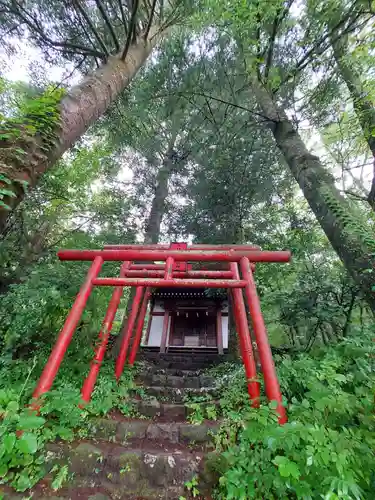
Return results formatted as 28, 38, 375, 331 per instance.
7, 442, 212, 500
137, 372, 216, 389
1, 485, 188, 500
143, 386, 217, 403
87, 417, 218, 447
52, 442, 207, 489
133, 398, 220, 421
139, 351, 226, 370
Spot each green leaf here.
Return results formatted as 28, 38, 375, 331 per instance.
6, 400, 19, 414
17, 415, 46, 431
53, 426, 74, 441
0, 463, 8, 477
51, 464, 68, 491
0, 188, 16, 198
0, 174, 11, 184
14, 470, 33, 492
273, 456, 300, 479
3, 432, 16, 453
17, 433, 38, 454
0, 200, 11, 210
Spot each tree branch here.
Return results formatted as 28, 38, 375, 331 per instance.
157, 91, 271, 122
144, 0, 157, 39
117, 0, 128, 36
94, 0, 120, 51
264, 0, 295, 82
277, 10, 364, 91
343, 190, 368, 202
74, 12, 104, 63
121, 0, 139, 60
4, 1, 106, 59
73, 0, 110, 57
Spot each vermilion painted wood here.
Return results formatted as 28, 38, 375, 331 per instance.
93, 278, 247, 288
230, 263, 260, 406
130, 264, 165, 270
58, 249, 291, 263
33, 242, 289, 425
81, 261, 130, 403
128, 287, 151, 365
115, 286, 144, 380
129, 264, 192, 271
125, 270, 235, 278
170, 242, 187, 271
240, 256, 287, 424
104, 244, 260, 250
32, 257, 104, 400
164, 256, 174, 279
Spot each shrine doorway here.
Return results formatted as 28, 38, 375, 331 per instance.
169, 310, 217, 347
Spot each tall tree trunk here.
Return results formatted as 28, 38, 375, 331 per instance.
144, 138, 177, 244
112, 134, 178, 355
251, 79, 375, 312
331, 34, 375, 208
0, 26, 166, 233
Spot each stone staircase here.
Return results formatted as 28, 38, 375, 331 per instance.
2, 362, 220, 500
139, 347, 227, 371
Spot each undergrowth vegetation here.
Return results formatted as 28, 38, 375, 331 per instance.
0, 333, 139, 492
204, 328, 375, 499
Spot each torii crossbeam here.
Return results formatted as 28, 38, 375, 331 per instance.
32, 243, 291, 424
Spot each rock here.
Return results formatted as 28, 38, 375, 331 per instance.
70, 443, 104, 475
167, 375, 184, 388
87, 418, 118, 441
162, 403, 186, 420
183, 376, 200, 389
117, 451, 142, 487
146, 386, 168, 399
179, 424, 212, 444
74, 442, 103, 456
139, 398, 162, 418
116, 420, 148, 442
199, 375, 216, 388
151, 374, 167, 386
147, 423, 179, 443
142, 454, 165, 487
40, 497, 66, 500
163, 453, 202, 485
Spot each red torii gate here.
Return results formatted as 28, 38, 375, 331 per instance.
32, 243, 291, 424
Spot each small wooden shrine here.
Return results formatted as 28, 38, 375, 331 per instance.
143, 287, 228, 354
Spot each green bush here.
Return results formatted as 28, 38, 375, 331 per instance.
212, 330, 375, 499
0, 347, 138, 492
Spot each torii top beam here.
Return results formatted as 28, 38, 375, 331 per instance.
57, 249, 291, 263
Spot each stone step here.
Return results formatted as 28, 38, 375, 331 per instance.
139, 354, 224, 370
143, 385, 218, 403
137, 372, 215, 389
149, 361, 218, 370
45, 441, 209, 494
134, 398, 220, 421
87, 417, 218, 447
0, 485, 187, 500
150, 368, 203, 376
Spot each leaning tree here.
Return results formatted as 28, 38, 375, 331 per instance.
0, 0, 191, 231
199, 0, 375, 311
